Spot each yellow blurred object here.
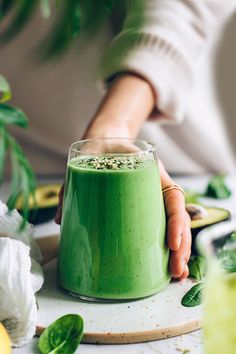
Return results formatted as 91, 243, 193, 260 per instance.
0, 323, 11, 354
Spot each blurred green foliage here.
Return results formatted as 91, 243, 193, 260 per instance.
0, 0, 116, 58
0, 75, 36, 229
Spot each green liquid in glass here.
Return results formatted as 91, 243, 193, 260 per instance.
58, 156, 170, 300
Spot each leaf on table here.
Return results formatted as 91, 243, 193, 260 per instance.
217, 247, 236, 273
38, 314, 84, 354
184, 189, 202, 205
181, 283, 204, 307
204, 175, 231, 199
188, 256, 206, 281
231, 231, 236, 241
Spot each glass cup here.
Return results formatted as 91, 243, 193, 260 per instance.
197, 220, 236, 354
57, 138, 170, 301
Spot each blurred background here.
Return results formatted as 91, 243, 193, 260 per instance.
0, 1, 236, 177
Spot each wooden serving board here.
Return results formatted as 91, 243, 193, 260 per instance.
36, 237, 202, 344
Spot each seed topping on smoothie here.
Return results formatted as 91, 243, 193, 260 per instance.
70, 156, 148, 170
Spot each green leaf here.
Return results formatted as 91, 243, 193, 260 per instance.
217, 248, 236, 273
231, 231, 236, 241
181, 283, 204, 307
38, 0, 110, 60
0, 1, 118, 58
0, 75, 35, 229
0, 124, 8, 182
204, 175, 231, 199
188, 256, 206, 281
38, 314, 84, 354
0, 0, 37, 44
0, 0, 16, 21
3, 132, 36, 229
0, 104, 28, 128
0, 75, 12, 103
184, 189, 202, 204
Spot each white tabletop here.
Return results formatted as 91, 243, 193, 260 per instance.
4, 174, 235, 354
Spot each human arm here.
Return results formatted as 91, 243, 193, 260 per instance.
56, 73, 191, 279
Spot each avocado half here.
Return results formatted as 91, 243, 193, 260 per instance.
16, 183, 61, 224
191, 206, 231, 253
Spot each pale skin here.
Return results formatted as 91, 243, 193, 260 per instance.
55, 73, 191, 280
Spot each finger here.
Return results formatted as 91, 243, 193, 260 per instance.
158, 159, 186, 251
55, 206, 62, 225
169, 214, 192, 278
178, 265, 189, 280
165, 189, 186, 251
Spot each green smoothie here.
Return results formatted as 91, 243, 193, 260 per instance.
58, 155, 170, 300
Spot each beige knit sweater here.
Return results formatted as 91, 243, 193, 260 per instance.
0, 0, 235, 175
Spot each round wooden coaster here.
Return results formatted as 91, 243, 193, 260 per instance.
36, 260, 202, 344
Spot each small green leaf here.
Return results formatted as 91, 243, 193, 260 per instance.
38, 314, 84, 354
4, 132, 36, 229
181, 283, 204, 307
0, 75, 12, 103
188, 256, 206, 281
204, 175, 231, 199
0, 104, 28, 128
217, 248, 236, 273
231, 231, 236, 241
184, 189, 202, 204
0, 0, 37, 44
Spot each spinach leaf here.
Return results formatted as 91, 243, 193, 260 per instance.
231, 231, 236, 241
38, 314, 83, 354
184, 189, 202, 204
0, 75, 12, 103
204, 175, 231, 199
181, 283, 204, 307
188, 256, 206, 281
217, 248, 236, 273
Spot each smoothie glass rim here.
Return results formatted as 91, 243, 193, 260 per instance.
69, 138, 156, 156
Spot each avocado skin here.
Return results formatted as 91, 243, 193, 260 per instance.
16, 183, 61, 224
191, 210, 231, 254
18, 206, 58, 224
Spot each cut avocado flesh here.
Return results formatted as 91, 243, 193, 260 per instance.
191, 207, 230, 230
191, 206, 230, 253
16, 184, 61, 224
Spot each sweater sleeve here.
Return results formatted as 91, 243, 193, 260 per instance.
100, 0, 235, 123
